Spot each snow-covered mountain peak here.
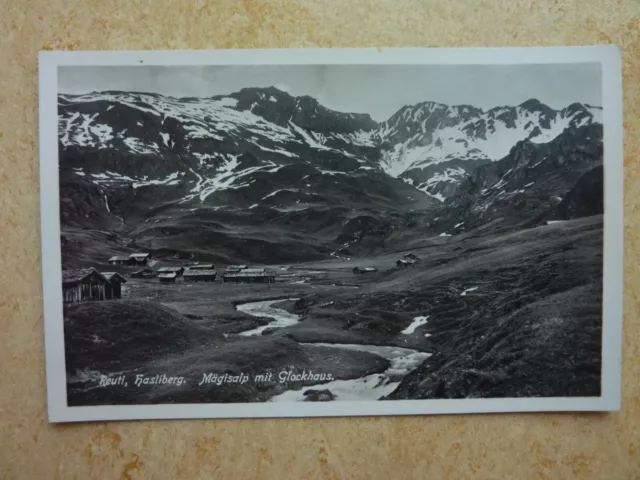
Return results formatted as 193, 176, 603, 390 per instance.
377, 98, 603, 176
57, 90, 603, 206
372, 98, 603, 200
518, 98, 556, 115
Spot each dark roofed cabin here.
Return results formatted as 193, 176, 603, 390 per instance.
109, 253, 151, 266
129, 253, 151, 265
183, 269, 217, 282
224, 265, 249, 274
101, 272, 127, 299
131, 268, 156, 278
403, 253, 419, 261
157, 266, 184, 276
396, 259, 415, 268
62, 268, 111, 303
158, 272, 178, 283
187, 264, 215, 271
352, 267, 378, 275
108, 256, 129, 266
222, 269, 275, 284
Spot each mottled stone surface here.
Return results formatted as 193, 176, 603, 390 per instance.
0, 1, 639, 478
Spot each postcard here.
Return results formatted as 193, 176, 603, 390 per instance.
38, 45, 623, 422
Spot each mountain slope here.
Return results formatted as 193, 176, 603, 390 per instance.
57, 89, 430, 265
376, 99, 602, 200
57, 88, 603, 265
426, 123, 603, 236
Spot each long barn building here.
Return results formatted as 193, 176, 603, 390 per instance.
222, 268, 275, 284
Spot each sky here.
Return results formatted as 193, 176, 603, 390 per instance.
59, 63, 602, 122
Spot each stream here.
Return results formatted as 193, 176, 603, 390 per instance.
237, 298, 301, 336
236, 299, 430, 402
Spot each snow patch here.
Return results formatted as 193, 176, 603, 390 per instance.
461, 286, 479, 296
401, 316, 429, 334
123, 137, 160, 155
160, 132, 171, 147
181, 155, 279, 202
421, 189, 445, 202
248, 139, 298, 158
102, 192, 110, 212
192, 152, 217, 166
289, 121, 331, 151
133, 172, 181, 189
215, 97, 239, 108
77, 113, 99, 145
262, 189, 298, 200
89, 123, 114, 145
317, 168, 347, 176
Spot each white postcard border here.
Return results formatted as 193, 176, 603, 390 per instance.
38, 45, 623, 423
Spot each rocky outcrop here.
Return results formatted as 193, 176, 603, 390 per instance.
303, 389, 337, 401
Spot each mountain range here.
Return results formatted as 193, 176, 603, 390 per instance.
57, 86, 604, 266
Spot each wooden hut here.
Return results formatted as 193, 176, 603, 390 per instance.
108, 256, 129, 266
225, 265, 247, 273
158, 272, 178, 283
61, 268, 111, 303
131, 268, 156, 278
101, 272, 128, 299
222, 268, 275, 284
352, 267, 378, 275
108, 253, 151, 266
129, 253, 151, 265
396, 259, 415, 268
157, 266, 184, 276
187, 264, 215, 271
183, 268, 218, 282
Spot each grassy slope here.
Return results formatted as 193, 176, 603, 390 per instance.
138, 340, 389, 404
65, 214, 604, 403
383, 216, 603, 399
272, 215, 604, 398
385, 282, 602, 399
63, 300, 216, 373
64, 301, 390, 405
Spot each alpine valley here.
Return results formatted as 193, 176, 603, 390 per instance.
58, 86, 605, 405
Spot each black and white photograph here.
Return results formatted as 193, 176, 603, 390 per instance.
38, 47, 623, 422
